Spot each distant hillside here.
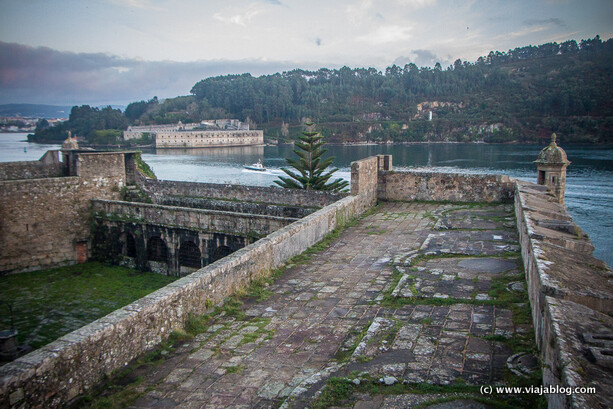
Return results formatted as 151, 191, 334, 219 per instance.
126, 36, 612, 144
0, 104, 72, 119
28, 36, 613, 145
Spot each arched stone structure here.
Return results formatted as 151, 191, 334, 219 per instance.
211, 246, 233, 263
91, 220, 253, 276
147, 236, 167, 262
179, 241, 201, 269
126, 233, 136, 258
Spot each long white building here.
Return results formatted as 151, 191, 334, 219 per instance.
123, 120, 263, 148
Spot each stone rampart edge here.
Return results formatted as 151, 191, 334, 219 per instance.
514, 181, 612, 409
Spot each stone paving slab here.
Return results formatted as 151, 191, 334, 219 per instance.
392, 256, 521, 301
122, 202, 534, 409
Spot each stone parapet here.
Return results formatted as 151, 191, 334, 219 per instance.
0, 151, 62, 180
542, 297, 613, 409
515, 181, 612, 408
378, 170, 515, 202
158, 196, 318, 219
350, 155, 381, 207
91, 199, 297, 238
139, 178, 346, 208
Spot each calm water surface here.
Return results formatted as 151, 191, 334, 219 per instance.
2, 133, 611, 267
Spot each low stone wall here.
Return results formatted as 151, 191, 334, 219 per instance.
378, 170, 514, 202
139, 179, 346, 208
514, 181, 612, 408
0, 157, 380, 409
158, 196, 317, 219
76, 152, 127, 179
0, 151, 62, 180
91, 200, 297, 238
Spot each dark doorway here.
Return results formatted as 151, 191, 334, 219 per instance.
179, 241, 201, 269
147, 237, 167, 262
211, 245, 233, 262
125, 233, 136, 257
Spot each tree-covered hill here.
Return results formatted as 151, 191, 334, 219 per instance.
29, 36, 613, 145
186, 36, 612, 144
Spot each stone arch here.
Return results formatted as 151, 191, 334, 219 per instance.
211, 245, 233, 262
147, 236, 167, 262
125, 232, 137, 258
179, 241, 201, 269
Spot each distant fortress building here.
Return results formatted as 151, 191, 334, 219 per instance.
123, 119, 264, 148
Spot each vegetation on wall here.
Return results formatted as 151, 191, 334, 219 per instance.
134, 152, 156, 179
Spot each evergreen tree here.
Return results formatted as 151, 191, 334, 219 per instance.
274, 123, 349, 191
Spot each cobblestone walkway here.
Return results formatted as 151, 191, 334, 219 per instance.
126, 202, 535, 409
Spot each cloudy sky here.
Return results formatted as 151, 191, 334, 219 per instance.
1, 0, 611, 106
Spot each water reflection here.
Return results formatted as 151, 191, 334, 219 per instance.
155, 145, 265, 158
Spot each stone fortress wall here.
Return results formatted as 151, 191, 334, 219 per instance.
123, 119, 263, 148
0, 146, 612, 408
140, 178, 344, 209
155, 130, 263, 148
90, 199, 299, 275
0, 150, 134, 273
514, 182, 613, 409
378, 170, 515, 203
0, 151, 62, 180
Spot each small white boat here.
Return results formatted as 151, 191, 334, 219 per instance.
244, 159, 266, 171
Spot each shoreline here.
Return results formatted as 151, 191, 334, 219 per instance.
2, 133, 611, 148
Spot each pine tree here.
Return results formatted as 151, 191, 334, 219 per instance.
274, 123, 349, 192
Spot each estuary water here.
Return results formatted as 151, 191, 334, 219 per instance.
2, 133, 612, 267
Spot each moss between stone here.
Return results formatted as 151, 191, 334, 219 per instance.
334, 321, 373, 363
310, 374, 546, 409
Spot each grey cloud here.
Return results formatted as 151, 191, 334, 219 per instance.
393, 49, 450, 68
315, 37, 322, 46
0, 42, 311, 106
524, 18, 567, 27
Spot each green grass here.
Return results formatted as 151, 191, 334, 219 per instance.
310, 377, 355, 409
134, 152, 156, 179
0, 262, 176, 348
225, 365, 244, 374
310, 374, 546, 409
482, 332, 536, 354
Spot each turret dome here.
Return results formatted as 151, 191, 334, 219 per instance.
61, 133, 79, 150
534, 133, 570, 165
